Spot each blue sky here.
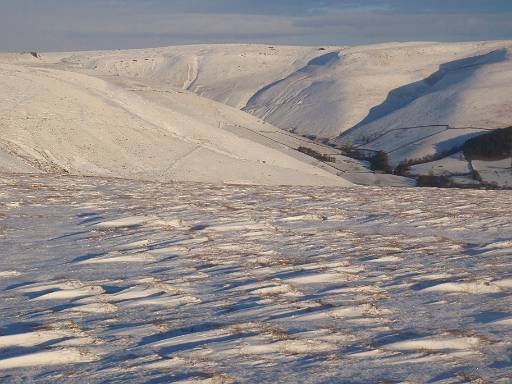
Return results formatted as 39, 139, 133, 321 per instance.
1, 0, 512, 51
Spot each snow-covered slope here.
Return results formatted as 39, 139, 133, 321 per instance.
343, 48, 512, 134
45, 44, 328, 110
0, 58, 351, 187
2, 41, 511, 187
1, 174, 511, 382
46, 42, 512, 140
340, 46, 512, 155
336, 45, 512, 184
245, 41, 512, 138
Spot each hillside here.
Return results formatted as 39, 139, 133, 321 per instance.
1, 42, 511, 187
25, 41, 511, 187
339, 45, 512, 167
43, 45, 327, 110
41, 41, 512, 139
0, 57, 353, 187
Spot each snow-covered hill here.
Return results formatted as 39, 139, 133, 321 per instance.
2, 41, 511, 187
0, 56, 353, 186
2, 41, 512, 384
246, 42, 512, 137
44, 44, 327, 110
339, 45, 512, 173
42, 42, 512, 138
24, 41, 511, 187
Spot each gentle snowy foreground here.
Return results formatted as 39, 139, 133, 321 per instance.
0, 175, 511, 383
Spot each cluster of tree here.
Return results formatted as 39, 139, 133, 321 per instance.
369, 150, 392, 173
297, 146, 336, 163
335, 144, 369, 161
463, 127, 512, 161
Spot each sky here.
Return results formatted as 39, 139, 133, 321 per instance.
1, 0, 512, 51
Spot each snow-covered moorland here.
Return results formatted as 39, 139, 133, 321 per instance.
0, 174, 511, 383
0, 40, 511, 383
2, 41, 510, 188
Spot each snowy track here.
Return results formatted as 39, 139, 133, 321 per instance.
0, 175, 511, 383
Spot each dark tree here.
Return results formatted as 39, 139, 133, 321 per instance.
297, 146, 336, 163
463, 127, 512, 161
370, 150, 392, 173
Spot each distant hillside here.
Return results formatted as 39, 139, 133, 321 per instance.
3, 41, 512, 187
